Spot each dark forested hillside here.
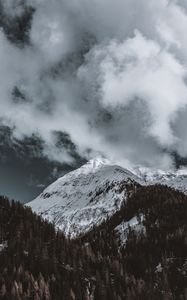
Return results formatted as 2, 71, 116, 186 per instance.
0, 184, 187, 299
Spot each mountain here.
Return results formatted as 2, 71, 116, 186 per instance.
27, 158, 140, 237
1, 185, 187, 299
135, 166, 187, 194
27, 158, 187, 238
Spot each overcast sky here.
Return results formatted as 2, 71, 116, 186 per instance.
1, 0, 187, 202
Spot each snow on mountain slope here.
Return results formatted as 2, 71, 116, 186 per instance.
27, 158, 140, 238
135, 167, 187, 194
115, 215, 145, 246
27, 158, 187, 238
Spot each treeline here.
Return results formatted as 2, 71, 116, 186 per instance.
0, 184, 187, 299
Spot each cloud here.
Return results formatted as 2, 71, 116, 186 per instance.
1, 0, 187, 169
78, 31, 187, 146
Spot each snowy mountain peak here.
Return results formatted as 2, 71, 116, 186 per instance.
85, 157, 112, 169
68, 157, 112, 176
27, 158, 187, 238
27, 159, 139, 238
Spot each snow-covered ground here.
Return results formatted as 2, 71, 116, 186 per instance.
135, 166, 187, 194
0, 241, 7, 253
27, 158, 140, 238
115, 215, 145, 245
27, 158, 187, 238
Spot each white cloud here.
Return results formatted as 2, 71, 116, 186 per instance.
1, 0, 187, 169
78, 31, 187, 146
30, 2, 75, 64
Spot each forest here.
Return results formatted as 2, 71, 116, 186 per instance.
0, 183, 187, 299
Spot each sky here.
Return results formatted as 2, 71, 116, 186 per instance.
1, 0, 187, 201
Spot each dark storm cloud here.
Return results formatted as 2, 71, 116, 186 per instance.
1, 0, 187, 170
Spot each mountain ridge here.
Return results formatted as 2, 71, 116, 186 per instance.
27, 158, 187, 237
